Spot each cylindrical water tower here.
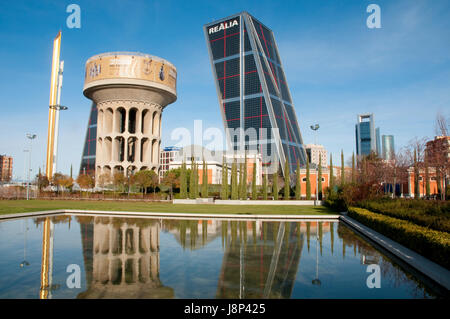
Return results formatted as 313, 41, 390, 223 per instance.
83, 52, 177, 183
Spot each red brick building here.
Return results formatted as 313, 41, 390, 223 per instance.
408, 135, 449, 197
0, 155, 13, 182
407, 167, 440, 197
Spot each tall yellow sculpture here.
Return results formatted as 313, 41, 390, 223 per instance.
45, 31, 61, 180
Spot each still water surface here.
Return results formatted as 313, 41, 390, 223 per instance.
0, 214, 444, 298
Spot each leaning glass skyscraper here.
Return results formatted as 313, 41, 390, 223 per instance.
204, 12, 307, 175
79, 102, 97, 176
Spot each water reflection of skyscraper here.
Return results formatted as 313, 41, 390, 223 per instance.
78, 217, 173, 298
217, 221, 306, 299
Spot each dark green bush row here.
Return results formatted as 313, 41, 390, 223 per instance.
323, 197, 347, 212
357, 199, 450, 233
347, 207, 450, 270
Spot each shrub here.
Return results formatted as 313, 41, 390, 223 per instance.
357, 199, 450, 233
347, 207, 450, 269
323, 182, 384, 212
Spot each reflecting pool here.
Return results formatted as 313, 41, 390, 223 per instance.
0, 214, 445, 298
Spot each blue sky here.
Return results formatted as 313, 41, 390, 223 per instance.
0, 0, 449, 180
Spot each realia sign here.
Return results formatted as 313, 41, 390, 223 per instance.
208, 19, 238, 34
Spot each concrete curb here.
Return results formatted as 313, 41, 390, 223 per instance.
63, 209, 340, 221
0, 210, 65, 220
340, 215, 450, 291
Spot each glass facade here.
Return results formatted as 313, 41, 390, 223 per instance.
382, 135, 395, 160
359, 122, 372, 156
204, 12, 307, 175
355, 114, 380, 158
79, 103, 97, 176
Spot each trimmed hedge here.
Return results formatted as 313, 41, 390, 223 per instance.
347, 207, 450, 270
357, 199, 450, 233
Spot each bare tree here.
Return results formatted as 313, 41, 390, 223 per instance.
404, 137, 428, 166
435, 111, 449, 137
98, 172, 111, 198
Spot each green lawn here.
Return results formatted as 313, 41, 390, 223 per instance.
0, 199, 334, 216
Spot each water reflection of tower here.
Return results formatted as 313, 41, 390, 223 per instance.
39, 217, 55, 299
78, 217, 173, 298
217, 221, 304, 299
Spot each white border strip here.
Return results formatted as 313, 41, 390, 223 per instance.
63, 209, 339, 221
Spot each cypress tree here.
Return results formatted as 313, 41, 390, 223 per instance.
194, 162, 199, 198
189, 157, 195, 199
202, 158, 208, 198
329, 154, 335, 196
244, 153, 248, 198
425, 161, 430, 197
318, 155, 322, 200
251, 162, 257, 200
180, 159, 187, 199
262, 171, 268, 200
306, 159, 311, 200
242, 153, 248, 199
414, 148, 419, 199
295, 160, 301, 200
273, 169, 279, 200
238, 162, 244, 199
231, 159, 238, 200
436, 169, 442, 198
351, 152, 356, 184
284, 160, 290, 200
341, 149, 345, 187
225, 163, 229, 199
220, 157, 227, 200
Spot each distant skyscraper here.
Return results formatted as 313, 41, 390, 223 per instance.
355, 113, 380, 157
304, 144, 328, 167
382, 135, 395, 160
204, 12, 307, 175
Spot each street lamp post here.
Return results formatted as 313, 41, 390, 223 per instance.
310, 124, 320, 205
26, 134, 37, 200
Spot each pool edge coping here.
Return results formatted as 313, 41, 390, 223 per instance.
340, 214, 450, 291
